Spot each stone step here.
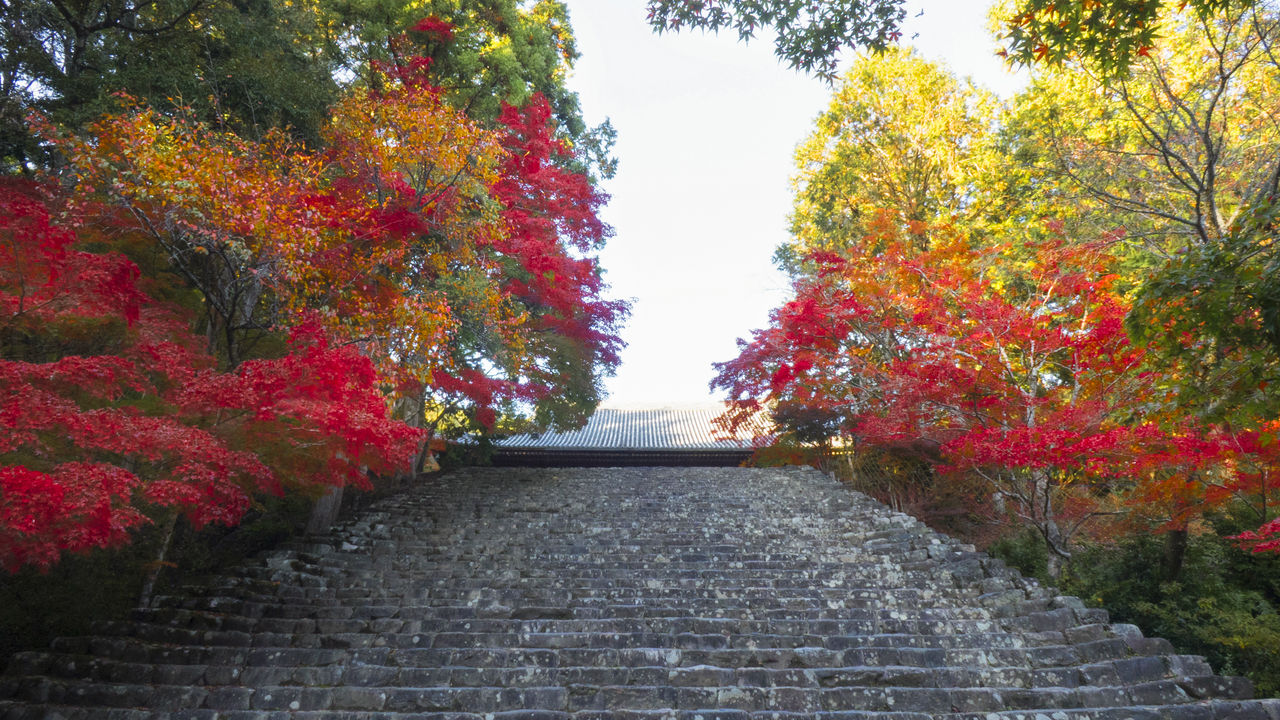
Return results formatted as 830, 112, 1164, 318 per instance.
0, 674, 1262, 715
1, 466, 1275, 717
145, 590, 1053, 622
7, 646, 1225, 693
147, 592, 1003, 612
44, 628, 1125, 663
9, 639, 1194, 695
111, 615, 1097, 643
247, 550, 975, 565
131, 605, 1020, 629
4, 706, 1280, 720
120, 607, 1109, 643
63, 611, 1157, 659
218, 563, 1004, 585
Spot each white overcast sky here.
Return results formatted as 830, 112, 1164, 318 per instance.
559, 1, 1026, 408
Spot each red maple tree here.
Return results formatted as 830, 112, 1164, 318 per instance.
715, 214, 1280, 569
0, 180, 420, 571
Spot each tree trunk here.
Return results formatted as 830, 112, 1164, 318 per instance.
1162, 527, 1189, 582
1034, 470, 1071, 581
1042, 521, 1071, 581
306, 485, 344, 535
413, 430, 440, 474
138, 512, 179, 609
409, 397, 440, 475
1045, 546, 1064, 581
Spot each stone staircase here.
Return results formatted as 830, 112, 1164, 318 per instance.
2, 465, 1277, 719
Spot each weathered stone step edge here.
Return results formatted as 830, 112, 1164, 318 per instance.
342, 520, 919, 532
145, 588, 1052, 615
303, 545, 975, 559
11, 646, 1208, 695
0, 675, 1262, 714
215, 571, 1010, 591
7, 648, 1223, 688
135, 599, 1066, 624
86, 611, 1149, 649
269, 535, 967, 546
153, 581, 1024, 602
249, 545, 976, 560
149, 584, 1054, 608
116, 609, 1112, 640
183, 551, 1024, 575
85, 604, 1089, 629
4, 704, 1280, 720
248, 558, 1001, 573
239, 554, 995, 572
199, 583, 1033, 605
148, 588, 1040, 609
239, 540, 1016, 560
143, 598, 1030, 621
127, 604, 1036, 628
49, 627, 1164, 670
89, 619, 1122, 649
140, 600, 1060, 626
185, 546, 1027, 570
7, 635, 1218, 676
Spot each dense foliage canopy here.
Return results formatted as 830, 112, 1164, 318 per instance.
714, 19, 1280, 576
644, 0, 1263, 78
657, 0, 1280, 689
1, 0, 615, 179
0, 180, 424, 570
0, 2, 627, 572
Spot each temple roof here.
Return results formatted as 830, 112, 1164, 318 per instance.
493, 407, 771, 451
489, 406, 773, 466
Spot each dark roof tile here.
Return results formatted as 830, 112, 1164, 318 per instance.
493, 407, 772, 451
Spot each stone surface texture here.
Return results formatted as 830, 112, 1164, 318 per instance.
2, 465, 1278, 719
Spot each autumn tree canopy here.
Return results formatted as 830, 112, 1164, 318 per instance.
643, 0, 1260, 79
0, 179, 422, 570
0, 0, 615, 182
714, 44, 1280, 573
777, 49, 999, 273
1, 5, 627, 571
1011, 3, 1280, 428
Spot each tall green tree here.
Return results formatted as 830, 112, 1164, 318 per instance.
779, 50, 1000, 271
0, 0, 343, 166
330, 0, 616, 179
1, 0, 615, 181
